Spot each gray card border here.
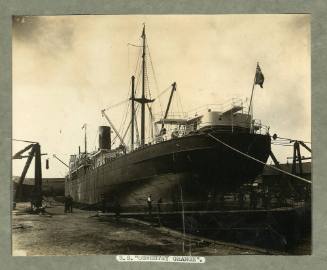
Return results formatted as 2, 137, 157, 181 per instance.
1, 0, 327, 269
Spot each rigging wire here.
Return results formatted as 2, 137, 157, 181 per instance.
147, 103, 159, 136
146, 39, 163, 117
109, 93, 130, 147
104, 46, 140, 148
117, 71, 137, 145
156, 85, 173, 99
115, 102, 131, 146
272, 143, 294, 147
176, 90, 185, 117
12, 139, 37, 144
133, 44, 142, 77
108, 94, 130, 147
123, 104, 140, 141
105, 41, 141, 148
207, 133, 312, 184
136, 40, 144, 89
147, 104, 154, 140
103, 98, 130, 111
92, 129, 99, 151
144, 56, 150, 98
128, 44, 130, 77
135, 62, 143, 97
271, 136, 311, 144
134, 109, 140, 146
127, 43, 142, 48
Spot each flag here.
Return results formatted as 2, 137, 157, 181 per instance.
81, 123, 86, 130
255, 63, 264, 88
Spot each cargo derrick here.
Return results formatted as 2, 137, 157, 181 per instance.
159, 82, 177, 136
101, 109, 126, 151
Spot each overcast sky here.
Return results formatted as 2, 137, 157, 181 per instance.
12, 15, 310, 178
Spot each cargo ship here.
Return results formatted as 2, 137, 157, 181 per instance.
65, 26, 271, 212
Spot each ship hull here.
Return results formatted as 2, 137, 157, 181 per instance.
66, 131, 271, 211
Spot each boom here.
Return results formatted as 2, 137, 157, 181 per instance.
162, 82, 176, 129
53, 154, 69, 168
101, 109, 126, 148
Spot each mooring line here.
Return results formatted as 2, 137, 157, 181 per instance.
207, 133, 312, 184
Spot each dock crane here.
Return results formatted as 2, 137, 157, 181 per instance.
268, 135, 312, 202
289, 140, 311, 176
271, 134, 312, 176
12, 140, 47, 208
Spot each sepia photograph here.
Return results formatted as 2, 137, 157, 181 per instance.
11, 14, 311, 256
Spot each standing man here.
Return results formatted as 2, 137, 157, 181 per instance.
101, 194, 106, 213
147, 195, 152, 216
64, 196, 68, 213
67, 194, 73, 213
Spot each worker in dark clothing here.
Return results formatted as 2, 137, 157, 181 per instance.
101, 195, 107, 213
67, 195, 73, 213
147, 195, 152, 216
64, 196, 68, 213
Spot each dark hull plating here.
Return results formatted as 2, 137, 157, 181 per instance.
66, 132, 271, 211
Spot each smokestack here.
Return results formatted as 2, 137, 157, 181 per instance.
78, 146, 81, 156
99, 126, 111, 150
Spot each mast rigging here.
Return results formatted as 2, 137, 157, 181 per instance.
101, 109, 127, 149
131, 75, 135, 150
134, 25, 154, 146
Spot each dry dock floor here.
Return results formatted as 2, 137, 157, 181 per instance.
12, 202, 281, 256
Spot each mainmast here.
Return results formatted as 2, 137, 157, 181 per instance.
135, 25, 154, 146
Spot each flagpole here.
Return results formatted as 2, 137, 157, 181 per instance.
247, 74, 256, 116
